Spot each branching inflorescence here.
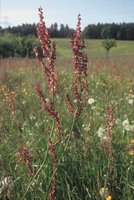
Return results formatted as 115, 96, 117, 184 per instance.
101, 105, 115, 173
34, 7, 61, 145
66, 14, 89, 117
34, 7, 61, 199
34, 7, 89, 200
34, 7, 59, 96
21, 146, 31, 175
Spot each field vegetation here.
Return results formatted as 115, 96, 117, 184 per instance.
0, 8, 134, 200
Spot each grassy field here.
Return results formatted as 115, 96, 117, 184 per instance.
0, 39, 134, 200
54, 39, 134, 58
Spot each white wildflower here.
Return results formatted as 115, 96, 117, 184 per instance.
73, 99, 77, 104
97, 127, 105, 138
1, 177, 13, 188
128, 99, 133, 105
97, 127, 109, 140
45, 98, 49, 103
88, 98, 95, 105
122, 119, 129, 127
35, 122, 40, 127
30, 114, 36, 120
102, 135, 109, 140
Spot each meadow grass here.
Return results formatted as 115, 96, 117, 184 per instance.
53, 39, 134, 59
0, 38, 134, 200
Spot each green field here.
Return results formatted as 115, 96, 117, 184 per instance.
54, 39, 134, 58
0, 39, 134, 199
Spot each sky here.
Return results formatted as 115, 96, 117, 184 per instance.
0, 0, 134, 29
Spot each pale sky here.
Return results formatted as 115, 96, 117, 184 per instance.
0, 0, 134, 29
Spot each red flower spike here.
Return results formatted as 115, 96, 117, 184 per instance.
21, 146, 31, 174
48, 140, 57, 200
67, 14, 89, 116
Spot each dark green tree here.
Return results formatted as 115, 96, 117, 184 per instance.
101, 25, 112, 39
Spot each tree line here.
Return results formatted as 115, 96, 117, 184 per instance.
0, 23, 74, 38
0, 22, 134, 58
83, 23, 134, 40
0, 22, 134, 40
0, 23, 75, 58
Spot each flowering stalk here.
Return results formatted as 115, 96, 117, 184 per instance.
71, 14, 88, 101
66, 14, 89, 117
66, 94, 74, 115
34, 7, 59, 96
48, 140, 57, 200
106, 104, 115, 127
101, 105, 115, 172
34, 8, 61, 200
21, 146, 31, 175
34, 7, 61, 145
35, 82, 61, 144
34, 8, 89, 200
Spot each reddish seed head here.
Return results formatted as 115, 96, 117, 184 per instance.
35, 82, 61, 143
48, 140, 57, 200
66, 94, 74, 115
21, 146, 31, 174
67, 14, 89, 115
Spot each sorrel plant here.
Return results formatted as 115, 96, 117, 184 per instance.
33, 7, 89, 200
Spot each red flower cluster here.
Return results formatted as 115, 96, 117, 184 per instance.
71, 14, 89, 101
66, 94, 74, 115
34, 8, 62, 199
21, 146, 31, 174
66, 14, 89, 117
34, 8, 89, 200
37, 7, 51, 58
101, 105, 115, 173
34, 7, 59, 95
35, 82, 61, 144
48, 140, 57, 200
106, 104, 116, 127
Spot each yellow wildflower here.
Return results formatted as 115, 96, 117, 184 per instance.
128, 150, 134, 155
106, 195, 112, 200
128, 139, 134, 155
129, 139, 134, 143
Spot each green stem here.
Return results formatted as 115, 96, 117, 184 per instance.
22, 120, 55, 199
45, 113, 77, 199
